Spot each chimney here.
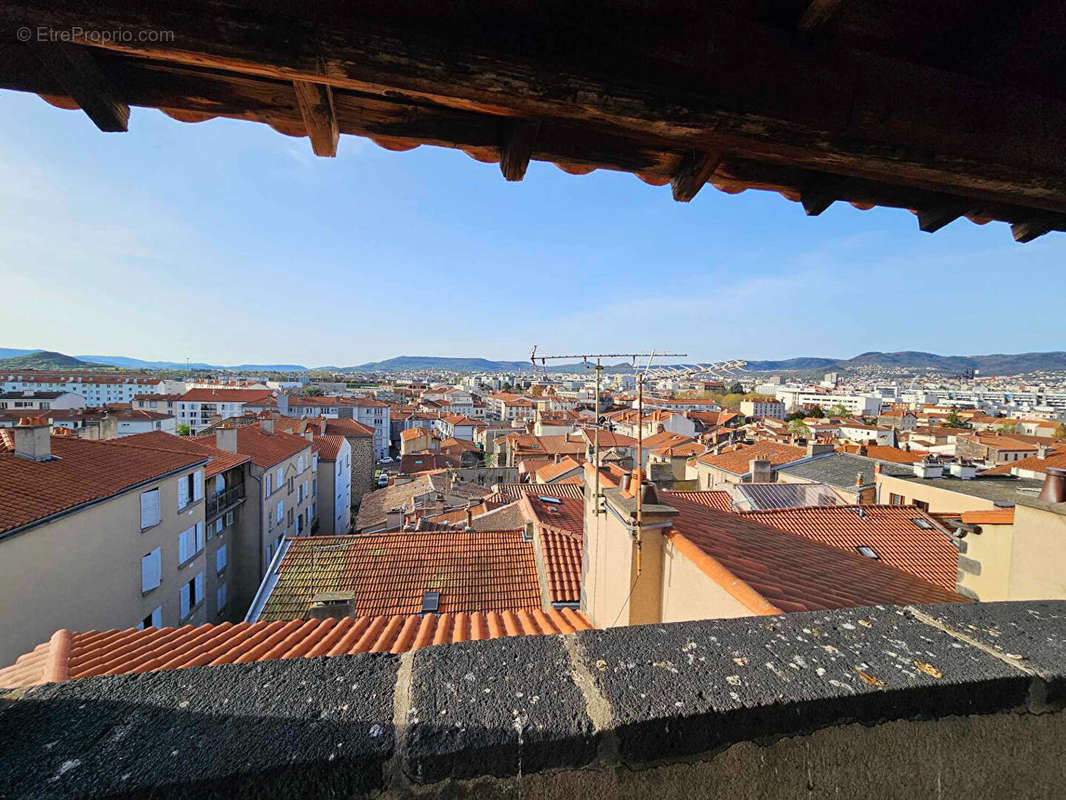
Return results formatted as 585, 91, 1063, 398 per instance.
855, 471, 866, 487
307, 591, 355, 620
465, 501, 476, 528
304, 430, 314, 443
1038, 445, 1050, 460
260, 417, 274, 435
749, 458, 772, 483
13, 418, 51, 461
806, 442, 834, 458
215, 424, 237, 454
1038, 467, 1065, 504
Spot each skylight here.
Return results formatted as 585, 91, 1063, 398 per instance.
421, 591, 441, 614
912, 518, 934, 529
537, 496, 563, 504
856, 546, 879, 559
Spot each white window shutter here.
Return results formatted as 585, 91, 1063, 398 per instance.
141, 548, 161, 592
178, 527, 192, 563
180, 582, 190, 618
217, 544, 227, 573
215, 475, 225, 494
150, 606, 162, 627
140, 489, 160, 529
276, 500, 284, 523
217, 583, 227, 610
178, 476, 189, 510
193, 470, 204, 501
194, 572, 204, 604
298, 456, 304, 472
195, 522, 204, 552
276, 468, 283, 487
265, 473, 272, 495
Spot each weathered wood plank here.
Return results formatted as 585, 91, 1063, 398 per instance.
917, 203, 968, 233
30, 44, 128, 132
499, 119, 540, 181
671, 150, 723, 202
292, 80, 338, 157
3, 1, 1066, 216
1011, 221, 1052, 243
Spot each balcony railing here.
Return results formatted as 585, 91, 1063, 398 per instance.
206, 485, 245, 519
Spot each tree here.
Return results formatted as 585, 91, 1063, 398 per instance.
805, 405, 825, 419
944, 409, 971, 429
303, 387, 324, 396
729, 382, 745, 395
1054, 423, 1066, 441
176, 423, 191, 436
828, 404, 848, 418
788, 420, 811, 439
994, 421, 1018, 435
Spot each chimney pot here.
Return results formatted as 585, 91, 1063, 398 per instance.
215, 425, 238, 454
1038, 467, 1065, 504
260, 418, 274, 435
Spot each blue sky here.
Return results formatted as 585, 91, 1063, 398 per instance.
0, 90, 1062, 367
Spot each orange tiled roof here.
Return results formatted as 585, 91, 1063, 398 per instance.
667, 494, 967, 614
694, 440, 806, 474
320, 417, 375, 437
196, 423, 310, 468
0, 431, 208, 535
839, 445, 924, 463
180, 388, 275, 403
580, 428, 637, 448
312, 434, 346, 461
440, 437, 480, 452
488, 482, 585, 502
401, 427, 429, 440
0, 609, 593, 689
982, 448, 1066, 475
666, 490, 733, 512
258, 531, 542, 620
118, 430, 250, 477
521, 494, 583, 604
740, 505, 959, 591
535, 455, 584, 482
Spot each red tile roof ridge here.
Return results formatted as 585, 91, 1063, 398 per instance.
0, 609, 595, 688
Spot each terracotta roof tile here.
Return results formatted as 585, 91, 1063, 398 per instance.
520, 495, 584, 605
117, 430, 250, 477
535, 456, 584, 482
195, 423, 310, 469
488, 483, 584, 502
258, 531, 542, 620
180, 388, 275, 403
666, 490, 733, 512
695, 441, 806, 474
312, 434, 346, 461
0, 431, 207, 535
739, 505, 960, 591
667, 495, 967, 614
0, 608, 594, 689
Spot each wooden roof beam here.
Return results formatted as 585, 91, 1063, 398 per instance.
916, 202, 970, 233
292, 80, 338, 157
671, 150, 723, 202
31, 44, 128, 132
499, 119, 540, 181
800, 176, 847, 216
1011, 220, 1053, 243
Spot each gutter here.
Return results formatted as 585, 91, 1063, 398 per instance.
245, 535, 291, 623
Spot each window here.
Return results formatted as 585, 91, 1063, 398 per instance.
914, 500, 930, 512
297, 455, 305, 472
139, 606, 162, 629
214, 474, 225, 494
856, 546, 879, 559
298, 482, 305, 503
178, 469, 204, 510
288, 507, 294, 526
312, 478, 317, 497
141, 548, 162, 593
276, 500, 284, 524
889, 493, 905, 506
224, 510, 234, 527
265, 472, 273, 495
217, 583, 228, 611
178, 522, 205, 564
288, 477, 294, 494
139, 488, 160, 529
216, 543, 228, 573
275, 467, 284, 489
215, 518, 223, 535
180, 572, 204, 618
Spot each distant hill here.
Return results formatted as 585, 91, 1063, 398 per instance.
0, 350, 94, 370
345, 356, 544, 373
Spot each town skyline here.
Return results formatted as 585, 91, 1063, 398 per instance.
2, 91, 1064, 366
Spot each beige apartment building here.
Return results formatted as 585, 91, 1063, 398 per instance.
313, 434, 352, 534
0, 420, 211, 666
208, 420, 316, 614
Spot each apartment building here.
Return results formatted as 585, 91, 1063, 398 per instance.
0, 420, 210, 666
208, 420, 316, 612
176, 388, 277, 433
739, 399, 786, 419
0, 372, 158, 406
336, 397, 390, 459
313, 435, 352, 534
0, 390, 86, 411
115, 409, 176, 436
132, 393, 183, 416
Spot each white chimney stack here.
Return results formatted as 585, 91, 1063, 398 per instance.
13, 417, 52, 461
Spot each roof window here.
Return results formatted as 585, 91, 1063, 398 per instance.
856, 546, 879, 559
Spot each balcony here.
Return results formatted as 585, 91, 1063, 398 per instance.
205, 485, 245, 520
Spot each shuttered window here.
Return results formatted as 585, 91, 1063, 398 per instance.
178, 523, 205, 564
141, 548, 161, 593
216, 544, 227, 573
217, 583, 227, 611
265, 473, 272, 495
139, 488, 160, 530
180, 572, 204, 619
276, 500, 284, 524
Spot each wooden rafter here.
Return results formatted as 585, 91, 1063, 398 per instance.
499, 119, 540, 182
30, 44, 128, 132
798, 0, 846, 32
671, 150, 723, 202
916, 203, 969, 234
292, 80, 338, 157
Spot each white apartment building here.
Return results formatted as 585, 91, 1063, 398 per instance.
739, 399, 786, 419
0, 390, 86, 411
176, 388, 277, 433
0, 373, 158, 406
774, 388, 883, 416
